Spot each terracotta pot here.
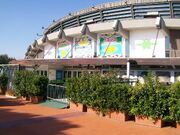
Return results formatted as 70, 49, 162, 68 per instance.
135, 116, 164, 128
106, 112, 130, 122
70, 102, 87, 112
30, 96, 43, 104
176, 122, 180, 129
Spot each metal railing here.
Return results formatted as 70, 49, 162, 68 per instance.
47, 84, 67, 103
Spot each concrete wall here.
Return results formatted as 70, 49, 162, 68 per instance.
129, 28, 166, 58
48, 69, 56, 80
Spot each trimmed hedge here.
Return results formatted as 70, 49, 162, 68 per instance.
66, 73, 132, 115
66, 72, 180, 122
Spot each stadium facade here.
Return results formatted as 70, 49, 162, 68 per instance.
11, 0, 180, 83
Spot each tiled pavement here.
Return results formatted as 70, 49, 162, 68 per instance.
0, 95, 179, 135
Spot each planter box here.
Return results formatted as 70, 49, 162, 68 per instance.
30, 96, 43, 104
19, 96, 27, 101
176, 123, 180, 129
70, 102, 87, 112
106, 112, 131, 122
87, 107, 100, 116
135, 116, 164, 128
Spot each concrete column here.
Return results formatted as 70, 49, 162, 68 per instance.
170, 71, 175, 83
127, 60, 130, 78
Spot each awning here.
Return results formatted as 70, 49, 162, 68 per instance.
10, 58, 180, 67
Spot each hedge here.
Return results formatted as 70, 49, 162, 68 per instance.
66, 72, 180, 122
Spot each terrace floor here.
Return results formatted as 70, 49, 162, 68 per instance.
0, 95, 179, 135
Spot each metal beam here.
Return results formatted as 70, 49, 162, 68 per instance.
156, 17, 169, 36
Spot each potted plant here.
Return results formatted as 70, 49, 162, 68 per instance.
66, 77, 87, 112
13, 70, 34, 100
106, 83, 133, 122
30, 75, 49, 104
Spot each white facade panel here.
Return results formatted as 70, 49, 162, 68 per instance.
44, 44, 55, 59
129, 29, 166, 58
36, 51, 44, 59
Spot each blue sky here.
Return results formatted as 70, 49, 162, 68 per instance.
0, 0, 118, 59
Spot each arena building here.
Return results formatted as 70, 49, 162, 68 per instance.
11, 0, 180, 83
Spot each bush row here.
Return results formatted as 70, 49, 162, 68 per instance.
13, 70, 49, 97
66, 73, 180, 123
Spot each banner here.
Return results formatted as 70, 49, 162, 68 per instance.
56, 40, 71, 58
99, 34, 122, 57
74, 35, 93, 58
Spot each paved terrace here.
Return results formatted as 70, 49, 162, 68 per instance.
0, 95, 179, 135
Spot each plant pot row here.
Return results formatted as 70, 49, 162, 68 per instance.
69, 102, 180, 129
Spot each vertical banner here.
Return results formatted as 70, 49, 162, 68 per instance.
74, 35, 93, 58
99, 34, 123, 57
56, 40, 71, 58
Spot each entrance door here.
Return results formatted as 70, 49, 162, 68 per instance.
56, 70, 63, 80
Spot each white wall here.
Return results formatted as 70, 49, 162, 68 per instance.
44, 44, 55, 59
129, 29, 166, 58
48, 69, 56, 80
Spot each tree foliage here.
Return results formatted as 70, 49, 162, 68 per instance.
0, 54, 15, 64
13, 70, 49, 97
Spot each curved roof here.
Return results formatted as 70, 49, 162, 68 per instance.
45, 0, 178, 34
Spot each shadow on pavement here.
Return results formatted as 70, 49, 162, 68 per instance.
0, 96, 81, 135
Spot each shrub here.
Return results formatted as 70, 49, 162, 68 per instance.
169, 81, 180, 123
30, 75, 49, 96
66, 77, 80, 103
0, 73, 8, 93
130, 73, 170, 120
111, 83, 132, 113
13, 70, 49, 97
13, 70, 35, 97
